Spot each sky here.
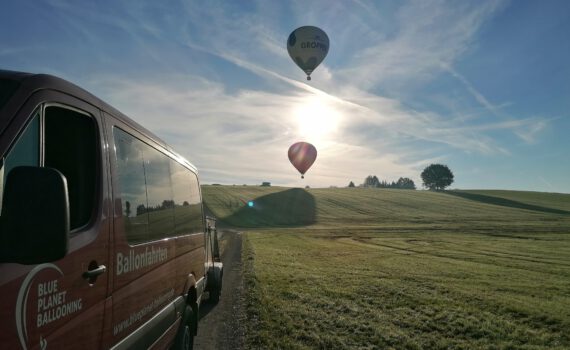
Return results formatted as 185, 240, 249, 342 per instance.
1, 0, 569, 192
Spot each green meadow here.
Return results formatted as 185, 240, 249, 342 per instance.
202, 186, 570, 349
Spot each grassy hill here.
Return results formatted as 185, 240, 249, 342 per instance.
203, 186, 569, 232
202, 186, 316, 227
202, 186, 570, 349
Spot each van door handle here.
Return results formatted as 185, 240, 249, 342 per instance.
83, 264, 106, 281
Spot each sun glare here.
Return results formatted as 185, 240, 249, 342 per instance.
293, 96, 341, 142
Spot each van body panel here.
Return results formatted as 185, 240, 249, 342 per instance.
110, 296, 184, 350
41, 298, 107, 349
1, 71, 219, 349
108, 241, 177, 345
148, 317, 182, 350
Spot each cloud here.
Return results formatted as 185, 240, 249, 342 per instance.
334, 0, 508, 90
47, 0, 552, 187
176, 38, 515, 158
90, 65, 530, 190
83, 0, 519, 186
514, 119, 548, 144
90, 72, 431, 186
168, 0, 525, 154
443, 64, 549, 144
443, 64, 501, 115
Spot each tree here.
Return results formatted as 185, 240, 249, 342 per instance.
396, 177, 416, 190
136, 204, 146, 216
161, 199, 175, 209
363, 175, 380, 188
421, 164, 454, 190
348, 181, 355, 188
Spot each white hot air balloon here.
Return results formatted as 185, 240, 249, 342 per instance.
287, 26, 329, 81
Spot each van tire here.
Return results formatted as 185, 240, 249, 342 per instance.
207, 266, 222, 304
209, 288, 220, 304
173, 306, 194, 350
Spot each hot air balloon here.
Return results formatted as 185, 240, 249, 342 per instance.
287, 26, 329, 81
288, 142, 317, 178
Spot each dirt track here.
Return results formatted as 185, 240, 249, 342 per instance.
194, 230, 245, 350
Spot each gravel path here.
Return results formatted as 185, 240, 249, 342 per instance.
194, 230, 245, 350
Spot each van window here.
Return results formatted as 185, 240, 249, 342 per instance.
0, 106, 97, 230
0, 111, 40, 213
114, 127, 203, 244
144, 143, 175, 241
45, 106, 98, 230
171, 160, 204, 235
114, 128, 149, 243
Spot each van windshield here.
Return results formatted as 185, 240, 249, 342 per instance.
0, 78, 20, 110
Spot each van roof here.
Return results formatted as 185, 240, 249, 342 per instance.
0, 70, 197, 173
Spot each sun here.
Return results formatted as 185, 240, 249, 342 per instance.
293, 96, 342, 142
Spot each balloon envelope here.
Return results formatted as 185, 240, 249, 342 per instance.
288, 142, 317, 178
287, 26, 329, 80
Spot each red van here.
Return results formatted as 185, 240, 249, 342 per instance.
0, 70, 222, 349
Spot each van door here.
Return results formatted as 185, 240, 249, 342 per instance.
0, 91, 110, 349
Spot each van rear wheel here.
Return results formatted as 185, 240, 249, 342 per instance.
209, 288, 220, 304
173, 306, 194, 350
207, 268, 222, 304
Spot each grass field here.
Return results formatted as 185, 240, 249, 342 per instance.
202, 186, 570, 349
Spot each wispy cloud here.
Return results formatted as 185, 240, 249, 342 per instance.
178, 34, 515, 158
514, 119, 548, 144
443, 64, 502, 115
335, 0, 508, 90
82, 0, 539, 187
8, 0, 560, 189
444, 64, 549, 144
91, 71, 433, 186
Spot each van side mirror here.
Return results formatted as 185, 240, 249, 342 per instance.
0, 166, 70, 264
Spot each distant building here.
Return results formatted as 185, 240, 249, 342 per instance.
261, 182, 271, 187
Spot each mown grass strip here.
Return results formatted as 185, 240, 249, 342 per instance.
242, 230, 570, 349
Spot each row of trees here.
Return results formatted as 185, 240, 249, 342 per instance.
348, 164, 454, 191
125, 200, 191, 217
349, 176, 417, 189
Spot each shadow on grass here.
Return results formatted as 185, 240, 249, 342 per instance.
446, 191, 570, 215
218, 188, 316, 228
